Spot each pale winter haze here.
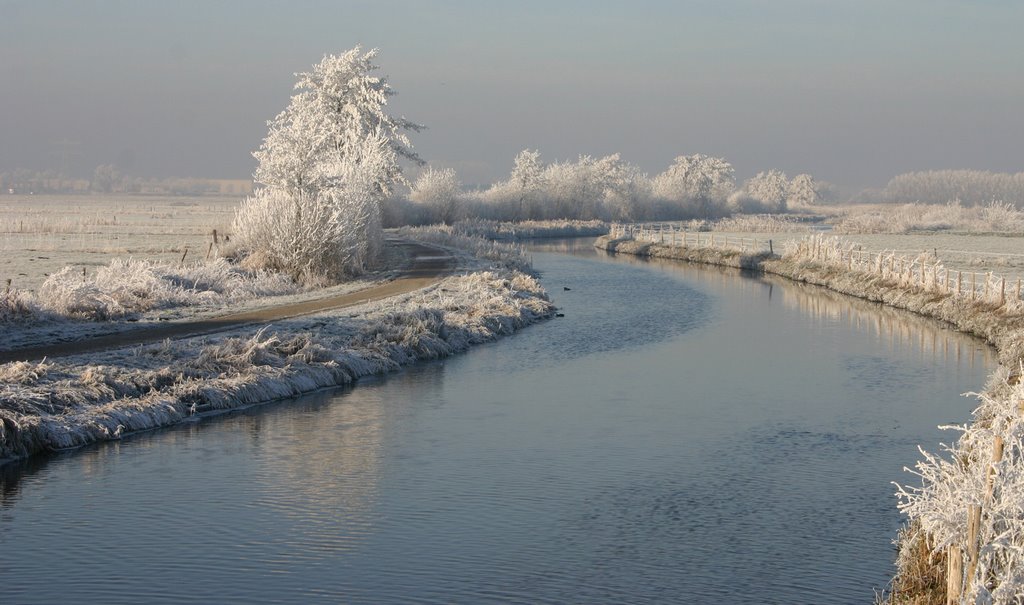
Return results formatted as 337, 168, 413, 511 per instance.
2, 0, 1023, 191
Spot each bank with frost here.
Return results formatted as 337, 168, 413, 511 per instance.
595, 232, 1024, 603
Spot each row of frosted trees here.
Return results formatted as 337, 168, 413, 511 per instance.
883, 170, 1024, 206
230, 46, 828, 284
400, 150, 829, 226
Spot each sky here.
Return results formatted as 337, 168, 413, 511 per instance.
2, 0, 1023, 192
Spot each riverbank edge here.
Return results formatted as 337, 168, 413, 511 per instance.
594, 233, 1024, 602
0, 268, 556, 465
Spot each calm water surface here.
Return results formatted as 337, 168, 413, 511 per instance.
0, 239, 996, 604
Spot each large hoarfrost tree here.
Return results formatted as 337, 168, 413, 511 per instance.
787, 173, 819, 207
653, 154, 735, 217
253, 46, 423, 195
743, 170, 790, 213
236, 46, 422, 282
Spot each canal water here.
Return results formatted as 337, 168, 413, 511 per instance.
0, 239, 996, 604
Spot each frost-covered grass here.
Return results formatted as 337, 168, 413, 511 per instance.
2, 257, 299, 322
451, 218, 609, 240
0, 268, 554, 463
832, 201, 1024, 235
681, 214, 814, 234
393, 224, 534, 273
595, 232, 1024, 602
0, 194, 240, 292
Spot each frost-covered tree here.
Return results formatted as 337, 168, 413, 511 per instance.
409, 167, 462, 225
233, 131, 397, 282
744, 170, 790, 213
653, 154, 735, 217
253, 46, 423, 195
510, 149, 546, 219
235, 47, 420, 281
787, 173, 819, 207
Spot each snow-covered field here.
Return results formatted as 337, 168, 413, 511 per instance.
0, 194, 239, 291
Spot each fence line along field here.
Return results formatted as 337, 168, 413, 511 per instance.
612, 221, 1024, 284
0, 195, 241, 291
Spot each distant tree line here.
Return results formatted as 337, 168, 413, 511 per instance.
882, 170, 1024, 206
387, 150, 833, 226
0, 167, 252, 196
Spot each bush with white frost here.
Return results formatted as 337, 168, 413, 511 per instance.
1, 258, 297, 323
651, 154, 735, 218
234, 46, 422, 283
409, 167, 463, 225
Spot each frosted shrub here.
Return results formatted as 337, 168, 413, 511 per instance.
409, 167, 463, 225
0, 288, 47, 322
26, 258, 301, 321
233, 188, 351, 283
896, 378, 1024, 602
652, 154, 735, 218
241, 47, 422, 282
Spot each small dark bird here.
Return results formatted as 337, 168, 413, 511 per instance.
563, 286, 571, 291
555, 313, 565, 317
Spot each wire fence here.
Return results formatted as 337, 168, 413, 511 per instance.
611, 223, 1024, 308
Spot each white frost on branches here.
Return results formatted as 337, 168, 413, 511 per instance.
409, 167, 463, 225
236, 47, 422, 282
652, 154, 735, 217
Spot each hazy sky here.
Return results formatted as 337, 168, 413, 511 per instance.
2, 0, 1022, 191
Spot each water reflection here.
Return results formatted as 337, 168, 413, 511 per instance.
0, 239, 999, 605
594, 245, 994, 371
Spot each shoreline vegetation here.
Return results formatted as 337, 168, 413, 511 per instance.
0, 231, 555, 465
594, 232, 1024, 603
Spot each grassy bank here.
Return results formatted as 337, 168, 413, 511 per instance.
0, 267, 554, 464
595, 233, 1024, 603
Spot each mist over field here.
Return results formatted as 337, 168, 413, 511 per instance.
2, 0, 1023, 193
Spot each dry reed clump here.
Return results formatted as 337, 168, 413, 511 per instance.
596, 230, 1024, 602
886, 523, 947, 605
0, 268, 554, 463
0, 289, 49, 322
5, 257, 299, 323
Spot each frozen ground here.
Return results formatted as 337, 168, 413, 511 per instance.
0, 194, 238, 291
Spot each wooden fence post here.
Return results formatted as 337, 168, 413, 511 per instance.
769, 239, 773, 255
948, 545, 963, 605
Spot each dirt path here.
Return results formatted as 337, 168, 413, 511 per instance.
0, 240, 455, 364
